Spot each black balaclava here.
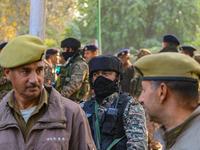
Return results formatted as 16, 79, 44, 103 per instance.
88, 55, 123, 104
93, 76, 119, 104
62, 49, 77, 61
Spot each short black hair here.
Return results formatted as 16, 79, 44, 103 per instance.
45, 48, 59, 60
151, 80, 199, 108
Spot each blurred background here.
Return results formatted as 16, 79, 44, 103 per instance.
1, 0, 200, 62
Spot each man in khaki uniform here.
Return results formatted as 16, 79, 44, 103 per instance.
0, 35, 95, 150
130, 49, 152, 98
134, 52, 200, 149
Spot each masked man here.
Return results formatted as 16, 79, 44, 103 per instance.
81, 55, 147, 150
55, 37, 90, 103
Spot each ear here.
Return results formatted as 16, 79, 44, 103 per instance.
127, 56, 130, 60
94, 51, 98, 57
3, 68, 12, 80
157, 83, 168, 104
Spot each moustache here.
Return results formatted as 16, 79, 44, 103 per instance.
26, 83, 40, 88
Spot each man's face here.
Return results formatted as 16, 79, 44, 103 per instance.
51, 53, 60, 65
5, 61, 44, 101
92, 71, 117, 83
84, 50, 97, 62
118, 55, 129, 64
138, 81, 161, 122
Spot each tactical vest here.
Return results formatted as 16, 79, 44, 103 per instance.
82, 93, 131, 150
55, 56, 90, 102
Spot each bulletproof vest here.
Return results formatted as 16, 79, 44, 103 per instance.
55, 55, 90, 102
82, 93, 131, 150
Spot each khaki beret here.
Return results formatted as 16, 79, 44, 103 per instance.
0, 34, 46, 68
134, 52, 200, 82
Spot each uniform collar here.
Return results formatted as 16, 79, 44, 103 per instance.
154, 105, 200, 149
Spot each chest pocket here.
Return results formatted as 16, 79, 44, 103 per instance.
101, 112, 118, 135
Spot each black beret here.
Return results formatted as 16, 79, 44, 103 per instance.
180, 45, 197, 51
46, 48, 60, 55
83, 44, 98, 52
0, 42, 8, 49
61, 37, 81, 48
88, 55, 123, 76
117, 49, 130, 57
163, 34, 180, 45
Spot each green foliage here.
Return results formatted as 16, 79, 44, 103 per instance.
75, 0, 200, 54
2, 0, 200, 55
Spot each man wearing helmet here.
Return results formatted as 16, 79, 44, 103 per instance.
55, 37, 90, 103
81, 55, 147, 150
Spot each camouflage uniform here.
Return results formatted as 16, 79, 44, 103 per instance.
80, 92, 148, 149
43, 61, 54, 85
43, 61, 58, 86
146, 117, 162, 150
56, 55, 90, 102
0, 66, 12, 100
130, 72, 143, 99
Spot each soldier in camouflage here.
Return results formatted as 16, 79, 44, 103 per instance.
55, 37, 90, 103
80, 55, 147, 150
130, 49, 152, 99
44, 48, 60, 86
131, 49, 162, 150
0, 42, 12, 101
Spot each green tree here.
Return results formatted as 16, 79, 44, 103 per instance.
75, 0, 200, 54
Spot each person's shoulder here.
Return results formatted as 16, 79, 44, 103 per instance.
120, 93, 144, 111
120, 93, 137, 104
73, 58, 88, 70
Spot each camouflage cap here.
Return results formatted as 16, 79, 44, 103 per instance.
0, 34, 46, 68
134, 52, 200, 82
194, 54, 200, 64
135, 49, 152, 57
